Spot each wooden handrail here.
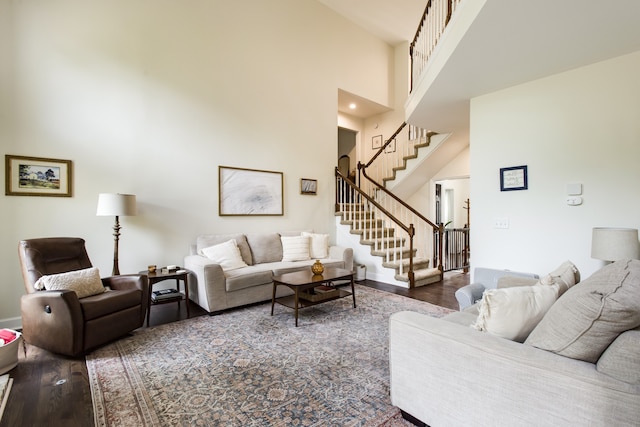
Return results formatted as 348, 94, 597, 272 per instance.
335, 168, 413, 237
336, 167, 416, 286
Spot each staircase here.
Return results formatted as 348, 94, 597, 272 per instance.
335, 123, 444, 288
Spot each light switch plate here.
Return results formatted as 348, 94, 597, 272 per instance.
493, 218, 509, 229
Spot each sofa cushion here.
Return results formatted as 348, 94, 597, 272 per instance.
271, 258, 344, 276
281, 235, 310, 262
34, 267, 105, 299
472, 283, 559, 342
525, 259, 640, 363
197, 234, 252, 265
596, 327, 640, 384
201, 239, 248, 271
224, 267, 274, 292
246, 233, 282, 264
302, 232, 329, 259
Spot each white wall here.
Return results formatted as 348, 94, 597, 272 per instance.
0, 0, 395, 326
470, 51, 640, 279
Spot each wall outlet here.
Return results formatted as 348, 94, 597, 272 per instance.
493, 218, 509, 229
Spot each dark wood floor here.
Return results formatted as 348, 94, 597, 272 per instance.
0, 272, 468, 427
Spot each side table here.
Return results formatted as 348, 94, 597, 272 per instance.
140, 269, 191, 326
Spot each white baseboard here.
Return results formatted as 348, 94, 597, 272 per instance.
0, 317, 22, 331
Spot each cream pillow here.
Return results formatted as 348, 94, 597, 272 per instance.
472, 284, 559, 342
201, 239, 248, 271
281, 235, 310, 262
538, 260, 580, 296
34, 267, 105, 299
302, 232, 329, 259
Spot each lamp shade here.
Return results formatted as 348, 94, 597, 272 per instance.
96, 193, 137, 216
591, 227, 640, 261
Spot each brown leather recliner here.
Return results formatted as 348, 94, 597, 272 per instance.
18, 237, 149, 356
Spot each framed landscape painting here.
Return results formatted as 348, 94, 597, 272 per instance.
219, 166, 284, 216
5, 155, 72, 197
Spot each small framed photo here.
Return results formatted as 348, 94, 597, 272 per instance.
385, 138, 396, 153
500, 165, 528, 191
300, 178, 317, 195
5, 154, 73, 197
372, 135, 383, 149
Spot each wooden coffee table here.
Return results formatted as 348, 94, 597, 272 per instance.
271, 267, 356, 326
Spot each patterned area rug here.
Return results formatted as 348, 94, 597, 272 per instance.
87, 285, 452, 426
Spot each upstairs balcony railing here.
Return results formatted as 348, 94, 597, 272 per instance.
410, 0, 462, 91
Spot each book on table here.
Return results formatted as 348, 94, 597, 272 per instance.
151, 289, 181, 302
314, 285, 337, 294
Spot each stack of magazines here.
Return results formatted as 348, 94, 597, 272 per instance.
151, 289, 181, 302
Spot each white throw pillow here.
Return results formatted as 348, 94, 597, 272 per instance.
201, 239, 248, 271
472, 284, 559, 342
34, 267, 105, 299
302, 232, 329, 259
281, 235, 310, 262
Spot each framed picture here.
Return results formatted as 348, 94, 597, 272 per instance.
300, 178, 317, 195
5, 155, 72, 197
385, 138, 396, 153
500, 165, 528, 191
372, 135, 383, 149
219, 166, 283, 216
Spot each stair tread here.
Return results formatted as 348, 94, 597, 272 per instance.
394, 267, 441, 282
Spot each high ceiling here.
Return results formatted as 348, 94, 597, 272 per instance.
317, 0, 426, 46
318, 0, 427, 119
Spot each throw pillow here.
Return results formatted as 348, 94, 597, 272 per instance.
246, 233, 282, 264
596, 327, 640, 384
281, 235, 310, 262
538, 260, 580, 296
472, 284, 559, 342
302, 232, 329, 259
34, 267, 105, 299
525, 259, 640, 363
201, 239, 248, 271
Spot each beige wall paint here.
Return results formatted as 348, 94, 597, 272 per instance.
0, 0, 395, 326
470, 51, 640, 278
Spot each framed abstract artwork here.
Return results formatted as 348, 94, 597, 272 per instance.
5, 154, 72, 197
218, 166, 284, 216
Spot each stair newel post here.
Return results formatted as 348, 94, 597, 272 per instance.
437, 222, 445, 278
408, 223, 415, 288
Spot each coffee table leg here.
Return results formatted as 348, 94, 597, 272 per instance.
271, 282, 277, 316
294, 288, 299, 327
350, 276, 356, 308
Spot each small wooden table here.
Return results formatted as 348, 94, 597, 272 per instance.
141, 269, 191, 326
271, 267, 356, 326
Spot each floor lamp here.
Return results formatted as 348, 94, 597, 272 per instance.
591, 227, 640, 265
96, 193, 137, 275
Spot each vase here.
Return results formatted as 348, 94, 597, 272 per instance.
311, 260, 324, 275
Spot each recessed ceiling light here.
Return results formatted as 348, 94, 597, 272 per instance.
349, 103, 356, 109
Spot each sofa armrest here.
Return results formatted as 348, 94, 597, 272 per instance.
329, 245, 353, 271
184, 254, 227, 313
389, 311, 638, 426
455, 282, 485, 311
20, 290, 84, 356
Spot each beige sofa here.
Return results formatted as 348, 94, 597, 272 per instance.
389, 259, 640, 426
184, 231, 353, 314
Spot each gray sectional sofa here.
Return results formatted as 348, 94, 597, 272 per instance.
184, 231, 353, 314
390, 259, 640, 426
